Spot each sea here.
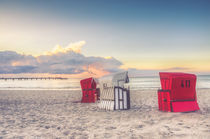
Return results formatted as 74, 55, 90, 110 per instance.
0, 75, 210, 90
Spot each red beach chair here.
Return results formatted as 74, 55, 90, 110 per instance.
158, 72, 200, 112
80, 77, 100, 103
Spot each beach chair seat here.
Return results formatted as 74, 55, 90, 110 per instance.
98, 71, 130, 110
80, 77, 100, 103
157, 72, 200, 112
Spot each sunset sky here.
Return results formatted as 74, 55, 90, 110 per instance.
0, 0, 210, 77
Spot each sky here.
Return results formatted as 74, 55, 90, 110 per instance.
0, 0, 210, 77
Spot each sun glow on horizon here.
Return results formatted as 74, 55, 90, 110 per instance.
121, 58, 210, 73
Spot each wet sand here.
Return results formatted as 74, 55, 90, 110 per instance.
0, 89, 209, 139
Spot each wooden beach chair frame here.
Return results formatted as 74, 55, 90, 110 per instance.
98, 71, 130, 110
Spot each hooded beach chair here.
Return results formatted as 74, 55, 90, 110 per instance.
80, 77, 100, 103
158, 72, 200, 112
98, 71, 130, 110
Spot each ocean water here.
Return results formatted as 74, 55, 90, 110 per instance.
0, 75, 209, 90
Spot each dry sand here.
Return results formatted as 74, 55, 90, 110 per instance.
0, 89, 209, 139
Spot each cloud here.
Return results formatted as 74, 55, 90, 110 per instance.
0, 41, 122, 77
43, 41, 86, 55
0, 66, 37, 74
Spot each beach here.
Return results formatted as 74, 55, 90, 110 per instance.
0, 89, 209, 139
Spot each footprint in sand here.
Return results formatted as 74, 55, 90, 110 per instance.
143, 120, 155, 125
136, 124, 144, 129
75, 127, 86, 132
103, 133, 112, 138
57, 126, 61, 130
45, 126, 50, 129
1, 130, 7, 136
105, 126, 117, 130
63, 130, 70, 136
171, 128, 181, 131
183, 126, 191, 129
163, 125, 174, 134
177, 122, 183, 125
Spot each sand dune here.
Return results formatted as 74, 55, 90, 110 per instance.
0, 89, 209, 138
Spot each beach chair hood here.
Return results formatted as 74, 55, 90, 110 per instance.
99, 71, 129, 87
112, 71, 129, 87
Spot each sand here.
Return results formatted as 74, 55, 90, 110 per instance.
0, 89, 209, 139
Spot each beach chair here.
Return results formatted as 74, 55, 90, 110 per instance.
98, 71, 130, 110
157, 72, 200, 112
80, 77, 100, 103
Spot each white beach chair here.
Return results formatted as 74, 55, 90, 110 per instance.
98, 71, 130, 110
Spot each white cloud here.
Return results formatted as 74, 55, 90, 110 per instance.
43, 41, 86, 55
0, 41, 122, 77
